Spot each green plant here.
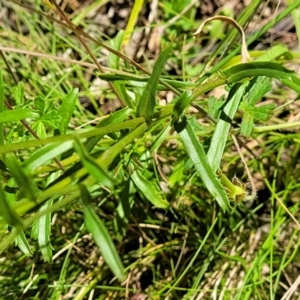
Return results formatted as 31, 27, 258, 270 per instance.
1, 0, 300, 299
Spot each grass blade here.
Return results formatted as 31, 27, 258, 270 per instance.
79, 184, 126, 281
123, 0, 144, 47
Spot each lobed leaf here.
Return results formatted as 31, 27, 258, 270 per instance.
247, 77, 272, 106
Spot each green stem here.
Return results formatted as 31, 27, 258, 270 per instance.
0, 118, 145, 154
253, 122, 300, 132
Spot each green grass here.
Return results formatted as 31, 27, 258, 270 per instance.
1, 0, 300, 299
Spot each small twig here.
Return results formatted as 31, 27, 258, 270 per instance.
49, 0, 126, 107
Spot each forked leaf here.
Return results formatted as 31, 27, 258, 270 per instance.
247, 77, 272, 106
250, 104, 276, 120
131, 170, 169, 209
136, 45, 172, 122
176, 117, 229, 211
240, 111, 254, 137
79, 184, 126, 281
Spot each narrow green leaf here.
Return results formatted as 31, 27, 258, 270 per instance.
114, 180, 135, 241
0, 183, 23, 228
224, 62, 296, 84
38, 200, 54, 262
172, 90, 192, 123
223, 61, 295, 77
282, 76, 300, 94
5, 154, 39, 201
0, 71, 4, 145
0, 108, 38, 123
255, 44, 292, 62
0, 118, 145, 154
74, 138, 115, 189
131, 170, 169, 209
123, 0, 144, 47
58, 88, 78, 134
85, 107, 133, 152
98, 73, 196, 89
168, 160, 185, 187
15, 231, 33, 257
207, 83, 247, 172
150, 122, 171, 151
176, 117, 229, 211
136, 45, 172, 122
109, 30, 124, 69
22, 141, 73, 172
79, 184, 126, 281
